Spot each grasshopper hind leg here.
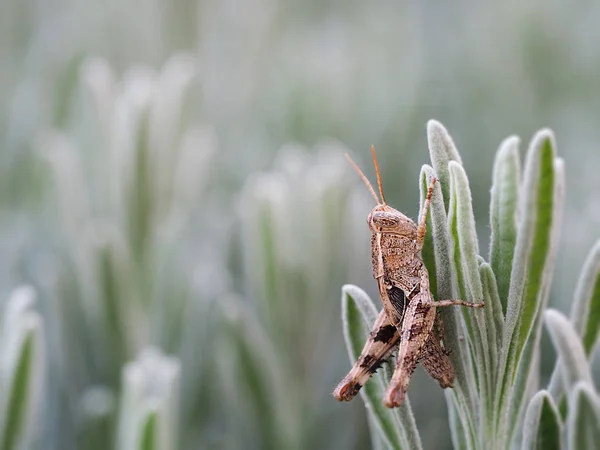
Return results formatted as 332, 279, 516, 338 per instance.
420, 327, 455, 388
333, 309, 400, 401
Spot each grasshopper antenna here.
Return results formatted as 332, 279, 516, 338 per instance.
345, 153, 381, 205
371, 145, 386, 205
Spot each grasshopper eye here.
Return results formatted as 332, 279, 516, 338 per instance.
371, 212, 400, 228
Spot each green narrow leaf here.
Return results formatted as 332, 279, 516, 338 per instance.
513, 159, 565, 444
427, 120, 463, 210
570, 240, 600, 355
508, 311, 545, 445
448, 162, 493, 416
42, 131, 92, 242
513, 136, 559, 361
96, 236, 128, 379
549, 240, 600, 399
258, 203, 280, 325
1, 332, 35, 450
222, 303, 297, 450
521, 390, 562, 450
446, 393, 468, 450
55, 53, 85, 127
341, 285, 422, 450
342, 284, 379, 327
480, 262, 504, 348
567, 382, 600, 450
0, 289, 45, 450
479, 263, 502, 379
79, 386, 116, 450
546, 370, 564, 404
544, 310, 593, 389
495, 131, 561, 446
117, 348, 180, 450
367, 413, 391, 450
419, 165, 477, 449
489, 136, 520, 313
508, 146, 565, 434
445, 389, 480, 450
139, 410, 158, 450
128, 109, 154, 263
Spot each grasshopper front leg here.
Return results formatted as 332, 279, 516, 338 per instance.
426, 299, 485, 308
417, 177, 437, 249
333, 309, 400, 401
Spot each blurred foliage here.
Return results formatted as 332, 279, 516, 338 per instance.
0, 0, 600, 449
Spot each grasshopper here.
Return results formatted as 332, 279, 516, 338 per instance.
333, 147, 483, 408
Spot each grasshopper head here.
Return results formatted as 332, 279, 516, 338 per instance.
368, 204, 415, 235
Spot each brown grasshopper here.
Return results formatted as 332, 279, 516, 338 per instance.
333, 147, 483, 408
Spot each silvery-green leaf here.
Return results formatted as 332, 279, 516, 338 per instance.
426, 120, 463, 210
80, 385, 116, 449
570, 240, 600, 355
341, 285, 422, 450
1, 332, 37, 450
40, 131, 92, 245
342, 284, 379, 328
126, 109, 153, 262
495, 131, 562, 445
169, 126, 215, 230
90, 225, 138, 377
446, 394, 467, 450
479, 262, 503, 379
139, 409, 158, 450
509, 312, 544, 446
508, 159, 563, 442
219, 300, 299, 450
544, 310, 593, 389
445, 389, 477, 450
149, 53, 197, 173
508, 172, 565, 442
448, 161, 492, 416
368, 413, 391, 450
566, 382, 600, 450
521, 390, 562, 450
0, 286, 45, 450
549, 240, 600, 399
489, 136, 520, 313
116, 348, 180, 450
420, 165, 477, 446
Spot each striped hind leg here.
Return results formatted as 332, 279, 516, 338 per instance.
333, 309, 400, 401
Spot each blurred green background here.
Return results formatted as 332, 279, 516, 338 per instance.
1, 0, 600, 449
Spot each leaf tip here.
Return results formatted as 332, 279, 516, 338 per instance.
447, 160, 466, 181
497, 135, 520, 158
531, 128, 557, 155
544, 308, 564, 328
426, 119, 445, 135
426, 120, 463, 164
419, 164, 437, 183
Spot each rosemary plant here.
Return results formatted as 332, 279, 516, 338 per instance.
341, 121, 600, 450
